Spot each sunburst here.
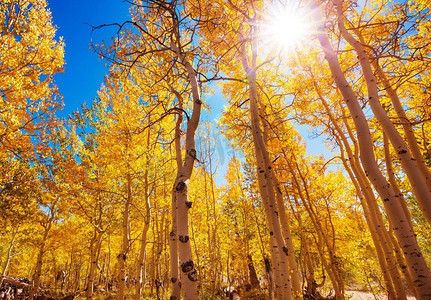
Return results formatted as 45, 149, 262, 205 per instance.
260, 0, 313, 55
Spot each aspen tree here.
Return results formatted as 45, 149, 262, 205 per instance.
117, 171, 131, 300
312, 83, 407, 298
169, 89, 183, 300
87, 227, 104, 300
313, 3, 431, 296
261, 107, 302, 299
286, 159, 344, 300
383, 133, 418, 298
335, 0, 431, 224
170, 20, 204, 300
135, 127, 152, 300
240, 33, 293, 299
0, 228, 19, 285
29, 203, 57, 299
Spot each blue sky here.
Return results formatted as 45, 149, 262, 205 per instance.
49, 0, 227, 122
48, 0, 233, 182
48, 0, 332, 182
49, 0, 130, 117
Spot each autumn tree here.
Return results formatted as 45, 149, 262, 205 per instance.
309, 0, 431, 296
0, 0, 64, 230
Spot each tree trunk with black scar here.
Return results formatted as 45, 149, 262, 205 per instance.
117, 172, 132, 300
265, 257, 275, 300
273, 173, 302, 299
170, 38, 202, 299
351, 27, 431, 194
313, 3, 431, 297
169, 88, 183, 300
136, 125, 152, 300
317, 90, 406, 298
260, 99, 301, 299
240, 25, 292, 300
383, 133, 417, 297
336, 135, 400, 299
335, 0, 431, 225
376, 59, 431, 191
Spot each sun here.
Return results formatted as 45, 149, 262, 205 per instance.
260, 1, 312, 54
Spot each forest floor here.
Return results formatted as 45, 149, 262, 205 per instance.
346, 290, 415, 299
0, 278, 417, 300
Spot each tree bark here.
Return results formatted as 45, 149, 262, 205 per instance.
117, 172, 132, 300
29, 214, 54, 299
335, 0, 431, 224
170, 38, 202, 299
239, 25, 293, 299
316, 89, 405, 298
135, 125, 152, 300
352, 27, 431, 193
0, 227, 18, 285
313, 4, 431, 297
288, 161, 344, 300
86, 229, 104, 299
169, 88, 183, 300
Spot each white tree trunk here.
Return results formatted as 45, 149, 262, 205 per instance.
313, 4, 431, 296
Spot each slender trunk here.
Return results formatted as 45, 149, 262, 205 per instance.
252, 83, 291, 300
336, 135, 398, 298
190, 217, 202, 297
136, 127, 152, 300
388, 226, 419, 299
265, 256, 275, 300
383, 133, 418, 298
74, 251, 83, 292
66, 251, 74, 292
377, 61, 431, 190
209, 152, 221, 294
87, 231, 97, 300
340, 105, 408, 299
256, 147, 285, 300
29, 216, 54, 299
303, 235, 317, 297
117, 172, 132, 299
287, 197, 318, 297
135, 204, 151, 299
314, 5, 431, 296
317, 89, 404, 298
87, 229, 104, 299
0, 227, 18, 284
155, 213, 165, 300
260, 99, 301, 299
383, 133, 414, 229
169, 190, 181, 299
150, 214, 156, 296
335, 0, 431, 224
288, 174, 343, 300
273, 176, 302, 299
170, 38, 202, 299
98, 254, 106, 288
351, 27, 431, 192
169, 89, 183, 300
106, 235, 111, 292
203, 162, 213, 294
241, 26, 292, 300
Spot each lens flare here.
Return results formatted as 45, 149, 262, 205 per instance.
260, 1, 312, 54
